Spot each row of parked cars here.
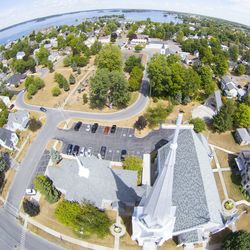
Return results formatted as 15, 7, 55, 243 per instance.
74, 122, 117, 134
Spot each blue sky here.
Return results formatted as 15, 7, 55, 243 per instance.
0, 0, 250, 29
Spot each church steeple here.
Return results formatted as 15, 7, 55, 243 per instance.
132, 114, 183, 247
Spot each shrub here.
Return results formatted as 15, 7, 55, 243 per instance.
23, 199, 40, 217
54, 73, 68, 89
25, 76, 44, 98
82, 93, 88, 104
0, 156, 8, 172
51, 86, 61, 96
190, 118, 206, 133
69, 74, 76, 84
63, 81, 70, 91
29, 118, 42, 132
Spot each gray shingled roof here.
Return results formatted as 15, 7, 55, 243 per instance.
214, 90, 223, 111
0, 128, 15, 148
6, 110, 29, 131
157, 129, 223, 233
48, 156, 142, 209
236, 128, 250, 142
6, 73, 25, 85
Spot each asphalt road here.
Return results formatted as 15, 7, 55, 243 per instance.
0, 209, 65, 250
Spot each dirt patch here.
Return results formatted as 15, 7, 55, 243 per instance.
236, 205, 250, 232
215, 149, 237, 169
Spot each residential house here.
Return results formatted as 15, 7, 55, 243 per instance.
98, 35, 110, 44
220, 76, 238, 98
0, 96, 11, 107
16, 51, 25, 60
0, 128, 18, 150
235, 150, 250, 195
49, 38, 58, 48
235, 128, 250, 146
84, 37, 96, 47
131, 35, 149, 45
48, 51, 60, 63
6, 73, 25, 87
6, 110, 30, 132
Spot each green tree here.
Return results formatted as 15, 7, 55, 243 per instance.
29, 118, 42, 132
234, 104, 250, 128
55, 200, 111, 238
69, 74, 76, 84
36, 46, 49, 65
90, 40, 102, 55
229, 45, 239, 62
51, 86, 61, 96
134, 116, 147, 131
123, 156, 143, 184
134, 44, 144, 52
222, 230, 250, 250
54, 73, 68, 89
145, 104, 173, 128
24, 76, 44, 98
199, 65, 216, 96
90, 68, 110, 108
235, 64, 246, 76
0, 101, 9, 127
128, 66, 143, 91
34, 175, 61, 204
109, 71, 130, 108
23, 199, 40, 217
95, 44, 122, 72
124, 55, 143, 73
47, 61, 54, 73
213, 55, 229, 76
176, 30, 184, 43
213, 100, 236, 132
190, 118, 206, 133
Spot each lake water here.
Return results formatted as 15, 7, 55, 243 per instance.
0, 9, 182, 45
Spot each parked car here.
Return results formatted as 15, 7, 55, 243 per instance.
86, 124, 91, 132
110, 125, 117, 134
120, 149, 127, 161
86, 147, 92, 157
40, 107, 47, 112
67, 144, 73, 155
103, 126, 110, 135
25, 189, 36, 196
72, 145, 80, 156
100, 146, 107, 159
9, 104, 15, 110
91, 123, 98, 133
80, 147, 85, 156
74, 121, 82, 131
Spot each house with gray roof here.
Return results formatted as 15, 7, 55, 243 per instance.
0, 128, 18, 150
221, 76, 238, 98
48, 156, 142, 210
235, 150, 250, 195
6, 73, 25, 87
235, 128, 250, 146
6, 110, 30, 132
132, 114, 224, 249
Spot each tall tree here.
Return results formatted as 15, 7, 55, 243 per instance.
222, 230, 250, 250
234, 104, 250, 128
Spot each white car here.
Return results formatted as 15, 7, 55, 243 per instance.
25, 189, 36, 196
80, 147, 85, 157
86, 147, 92, 157
86, 124, 91, 132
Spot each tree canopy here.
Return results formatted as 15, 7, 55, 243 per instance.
234, 104, 250, 128
222, 231, 250, 250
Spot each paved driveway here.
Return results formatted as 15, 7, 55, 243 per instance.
55, 123, 174, 162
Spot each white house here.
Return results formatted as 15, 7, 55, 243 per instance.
0, 96, 11, 107
235, 128, 250, 146
48, 51, 60, 63
0, 128, 18, 150
6, 110, 30, 132
98, 36, 110, 44
220, 76, 238, 98
85, 37, 96, 47
50, 38, 58, 48
16, 51, 25, 60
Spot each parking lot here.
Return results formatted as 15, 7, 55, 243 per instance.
54, 123, 174, 162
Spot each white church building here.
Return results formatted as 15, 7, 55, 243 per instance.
132, 114, 225, 249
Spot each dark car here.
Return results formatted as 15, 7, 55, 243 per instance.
40, 107, 47, 112
91, 123, 98, 133
103, 126, 110, 135
72, 145, 80, 156
120, 149, 127, 161
67, 144, 73, 155
100, 146, 107, 159
9, 104, 15, 110
110, 125, 117, 134
74, 121, 82, 131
